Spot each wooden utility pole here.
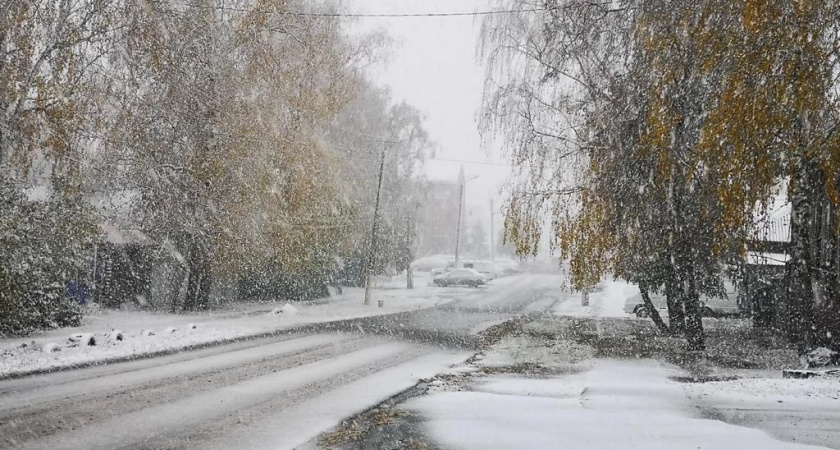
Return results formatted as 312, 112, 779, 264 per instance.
406, 214, 414, 289
489, 198, 495, 262
454, 182, 464, 263
364, 145, 387, 307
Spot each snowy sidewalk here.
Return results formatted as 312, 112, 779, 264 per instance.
685, 376, 840, 447
407, 359, 833, 450
0, 275, 452, 378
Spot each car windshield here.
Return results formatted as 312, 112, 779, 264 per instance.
2, 1, 837, 449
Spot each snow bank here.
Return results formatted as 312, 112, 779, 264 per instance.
106, 330, 124, 342
68, 333, 97, 347
42, 343, 61, 353
685, 377, 840, 403
0, 278, 450, 378
477, 375, 587, 399
268, 303, 299, 316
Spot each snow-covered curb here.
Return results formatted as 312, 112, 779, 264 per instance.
0, 284, 452, 379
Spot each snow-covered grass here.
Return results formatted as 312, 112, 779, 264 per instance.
698, 318, 800, 370
0, 274, 450, 378
522, 314, 801, 374
477, 333, 593, 371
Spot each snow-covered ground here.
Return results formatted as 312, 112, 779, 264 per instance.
686, 376, 840, 403
4, 332, 471, 450
2, 273, 567, 449
209, 350, 471, 450
407, 313, 840, 450
407, 360, 835, 450
0, 274, 452, 378
684, 375, 840, 447
476, 333, 593, 370
551, 279, 637, 318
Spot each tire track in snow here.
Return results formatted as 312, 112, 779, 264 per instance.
196, 351, 472, 450
14, 342, 415, 450
0, 334, 374, 449
1, 330, 322, 388
0, 333, 352, 410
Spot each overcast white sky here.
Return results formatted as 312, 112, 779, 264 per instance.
342, 0, 511, 227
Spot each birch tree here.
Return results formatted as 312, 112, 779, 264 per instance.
99, 0, 384, 308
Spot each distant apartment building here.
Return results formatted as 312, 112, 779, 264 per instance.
416, 171, 464, 256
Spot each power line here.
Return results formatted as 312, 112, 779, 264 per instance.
180, 3, 547, 18
426, 157, 512, 167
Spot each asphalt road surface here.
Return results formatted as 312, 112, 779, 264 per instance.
0, 273, 565, 450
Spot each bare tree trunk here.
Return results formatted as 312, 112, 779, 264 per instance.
788, 159, 816, 352
665, 276, 686, 335
682, 273, 705, 351
0, 124, 6, 167
804, 169, 840, 350
184, 237, 210, 311
665, 161, 688, 337
640, 282, 671, 335
828, 223, 840, 349
670, 164, 704, 350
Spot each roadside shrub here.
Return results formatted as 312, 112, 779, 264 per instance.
0, 175, 98, 336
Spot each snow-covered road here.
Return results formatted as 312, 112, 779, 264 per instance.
0, 273, 454, 378
0, 273, 565, 449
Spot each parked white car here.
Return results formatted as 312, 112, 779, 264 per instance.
467, 261, 497, 280
624, 281, 740, 318
433, 269, 486, 287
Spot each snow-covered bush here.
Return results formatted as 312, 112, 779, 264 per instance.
68, 333, 97, 346
268, 303, 299, 316
42, 343, 61, 353
107, 330, 125, 342
0, 175, 100, 336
